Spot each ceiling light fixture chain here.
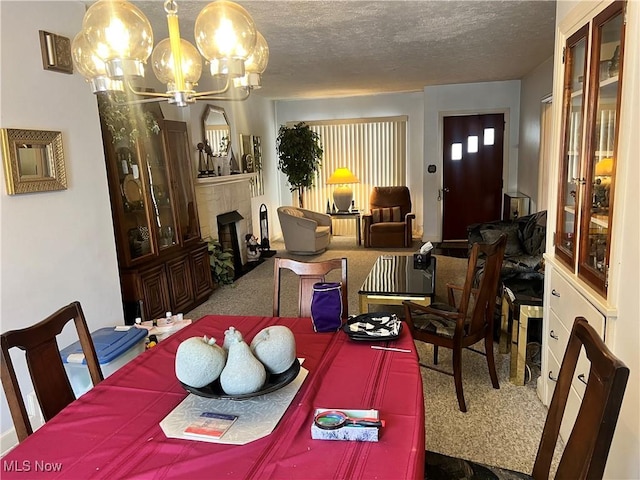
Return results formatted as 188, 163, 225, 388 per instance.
72, 0, 269, 107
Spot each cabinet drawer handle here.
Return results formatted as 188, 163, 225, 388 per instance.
548, 371, 558, 382
578, 373, 587, 385
551, 289, 560, 297
549, 330, 559, 340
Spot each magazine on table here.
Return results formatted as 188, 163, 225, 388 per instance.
183, 412, 238, 440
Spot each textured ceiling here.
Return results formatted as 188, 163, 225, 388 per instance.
128, 1, 557, 100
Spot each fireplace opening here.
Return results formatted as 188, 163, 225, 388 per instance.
217, 210, 265, 281
217, 211, 244, 280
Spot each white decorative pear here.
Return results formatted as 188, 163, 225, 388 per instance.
220, 327, 266, 395
223, 326, 243, 350
175, 336, 227, 388
250, 325, 296, 374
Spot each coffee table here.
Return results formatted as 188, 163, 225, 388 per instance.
358, 254, 436, 313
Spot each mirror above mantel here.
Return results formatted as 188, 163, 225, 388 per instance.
201, 105, 230, 157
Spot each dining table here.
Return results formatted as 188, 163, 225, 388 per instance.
1, 314, 425, 479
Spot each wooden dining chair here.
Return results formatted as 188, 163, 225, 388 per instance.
424, 316, 629, 479
0, 301, 103, 442
273, 257, 348, 318
403, 234, 507, 412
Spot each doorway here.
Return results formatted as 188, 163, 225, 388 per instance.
442, 113, 505, 241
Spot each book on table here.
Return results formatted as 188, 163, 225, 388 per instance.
183, 412, 238, 440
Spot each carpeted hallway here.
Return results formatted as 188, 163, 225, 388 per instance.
187, 236, 563, 477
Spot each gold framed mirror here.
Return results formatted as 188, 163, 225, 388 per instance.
1, 128, 67, 195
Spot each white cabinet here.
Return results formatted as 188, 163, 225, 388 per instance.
542, 265, 608, 441
542, 0, 629, 448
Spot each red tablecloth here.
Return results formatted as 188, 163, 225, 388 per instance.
2, 315, 424, 479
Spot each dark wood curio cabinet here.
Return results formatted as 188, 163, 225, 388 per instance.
555, 1, 626, 295
97, 93, 212, 323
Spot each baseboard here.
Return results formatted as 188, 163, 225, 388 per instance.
1, 414, 43, 456
1, 427, 19, 456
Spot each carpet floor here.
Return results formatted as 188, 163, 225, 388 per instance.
186, 236, 563, 477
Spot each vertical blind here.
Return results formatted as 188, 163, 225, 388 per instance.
292, 116, 407, 236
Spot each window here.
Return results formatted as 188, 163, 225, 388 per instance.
451, 143, 462, 160
468, 136, 478, 153
484, 128, 495, 146
297, 117, 407, 235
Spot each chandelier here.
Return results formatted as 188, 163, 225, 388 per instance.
72, 0, 269, 106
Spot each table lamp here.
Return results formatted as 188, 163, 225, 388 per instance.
326, 167, 359, 212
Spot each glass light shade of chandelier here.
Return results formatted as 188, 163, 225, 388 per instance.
326, 167, 360, 212
151, 37, 203, 103
72, 31, 123, 93
195, 0, 256, 77
73, 0, 267, 106
81, 0, 153, 78
234, 31, 269, 89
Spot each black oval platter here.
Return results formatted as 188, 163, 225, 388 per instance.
180, 358, 301, 400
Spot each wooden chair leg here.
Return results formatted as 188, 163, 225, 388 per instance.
433, 345, 439, 365
452, 348, 466, 412
485, 334, 500, 389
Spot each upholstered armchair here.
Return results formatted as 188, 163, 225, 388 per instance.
363, 186, 414, 248
277, 206, 332, 255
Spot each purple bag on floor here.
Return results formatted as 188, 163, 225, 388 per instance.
310, 282, 343, 332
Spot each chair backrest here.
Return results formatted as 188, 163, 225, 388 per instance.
369, 186, 412, 219
458, 234, 507, 340
0, 301, 103, 442
273, 257, 348, 319
532, 317, 629, 479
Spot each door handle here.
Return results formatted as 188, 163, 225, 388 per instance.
551, 289, 560, 297
437, 187, 449, 201
548, 371, 558, 382
549, 330, 559, 340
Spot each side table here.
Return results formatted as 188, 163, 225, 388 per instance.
500, 285, 543, 386
330, 212, 361, 245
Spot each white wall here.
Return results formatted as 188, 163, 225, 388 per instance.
518, 57, 554, 212
274, 92, 425, 238
0, 1, 123, 445
423, 81, 521, 241
602, 2, 640, 478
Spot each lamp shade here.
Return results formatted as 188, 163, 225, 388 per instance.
327, 168, 359, 212
595, 157, 614, 176
326, 167, 359, 185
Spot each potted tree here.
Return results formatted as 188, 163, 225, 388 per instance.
276, 122, 323, 208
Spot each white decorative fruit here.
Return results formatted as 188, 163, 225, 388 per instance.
175, 336, 227, 388
223, 326, 243, 350
220, 327, 266, 395
250, 325, 296, 374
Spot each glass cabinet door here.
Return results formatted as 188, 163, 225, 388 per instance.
556, 26, 589, 266
118, 143, 155, 262
141, 128, 178, 253
578, 3, 625, 292
164, 120, 200, 245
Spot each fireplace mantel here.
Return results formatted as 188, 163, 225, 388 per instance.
195, 173, 254, 266
196, 172, 256, 186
